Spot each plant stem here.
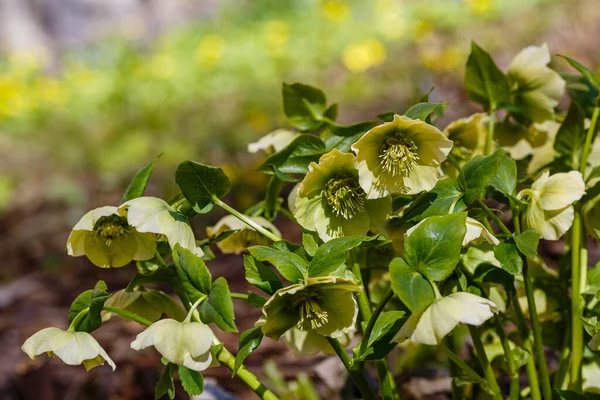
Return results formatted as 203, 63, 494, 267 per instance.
512, 291, 542, 400
68, 308, 90, 331
359, 289, 394, 355
494, 317, 520, 399
475, 199, 512, 235
570, 211, 584, 392
326, 337, 377, 400
352, 263, 373, 323
439, 343, 490, 392
212, 197, 281, 242
231, 293, 249, 300
184, 295, 207, 323
580, 105, 599, 174
103, 306, 153, 326
264, 177, 284, 219
444, 335, 465, 400
212, 337, 280, 400
485, 109, 496, 155
468, 325, 502, 400
154, 250, 168, 267
523, 260, 552, 400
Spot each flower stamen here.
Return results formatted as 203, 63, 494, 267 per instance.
297, 297, 328, 330
324, 177, 366, 219
94, 215, 130, 245
379, 134, 420, 176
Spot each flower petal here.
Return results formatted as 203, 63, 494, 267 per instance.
536, 171, 585, 210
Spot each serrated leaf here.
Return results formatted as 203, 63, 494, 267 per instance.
359, 310, 405, 361
178, 366, 204, 396
233, 327, 263, 376
494, 240, 523, 275
489, 151, 517, 198
282, 83, 327, 131
464, 42, 510, 109
121, 156, 159, 204
68, 281, 110, 333
404, 213, 467, 281
173, 244, 212, 302
175, 161, 231, 213
390, 258, 435, 314
155, 363, 175, 400
458, 150, 504, 204
558, 55, 600, 91
514, 230, 540, 258
256, 134, 326, 177
200, 277, 236, 332
412, 179, 466, 220
243, 255, 283, 295
247, 246, 307, 283
404, 102, 447, 122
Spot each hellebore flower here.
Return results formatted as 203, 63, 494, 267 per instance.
122, 197, 204, 257
393, 292, 497, 345
206, 214, 281, 254
407, 216, 499, 247
292, 149, 391, 241
256, 276, 359, 341
352, 114, 453, 198
248, 129, 300, 154
507, 44, 565, 123
22, 327, 115, 370
518, 171, 586, 240
443, 113, 488, 161
283, 327, 354, 355
67, 206, 156, 268
103, 289, 186, 323
131, 319, 214, 372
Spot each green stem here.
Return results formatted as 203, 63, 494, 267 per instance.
212, 337, 280, 400
231, 293, 249, 300
154, 251, 168, 267
103, 306, 153, 326
580, 105, 600, 174
571, 211, 584, 392
485, 109, 496, 156
444, 335, 465, 400
184, 295, 207, 323
512, 291, 542, 400
68, 308, 90, 331
264, 177, 284, 219
523, 260, 552, 400
171, 197, 188, 210
326, 337, 377, 400
439, 343, 490, 392
468, 325, 502, 400
475, 199, 512, 236
352, 263, 373, 322
554, 335, 571, 390
495, 317, 520, 399
212, 197, 281, 242
359, 289, 394, 355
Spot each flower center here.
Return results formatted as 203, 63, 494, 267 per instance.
324, 177, 366, 219
379, 134, 419, 176
293, 291, 328, 331
94, 215, 131, 244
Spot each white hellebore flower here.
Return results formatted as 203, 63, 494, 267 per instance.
406, 216, 499, 247
67, 205, 156, 268
248, 129, 300, 154
123, 197, 204, 257
131, 319, 214, 372
518, 171, 586, 240
22, 327, 116, 370
393, 292, 497, 345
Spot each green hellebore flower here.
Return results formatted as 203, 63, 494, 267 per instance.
496, 120, 558, 169
248, 128, 300, 154
352, 114, 453, 198
292, 149, 391, 241
507, 44, 565, 123
283, 327, 354, 356
67, 206, 156, 268
131, 319, 214, 372
22, 327, 116, 371
256, 276, 359, 341
206, 214, 281, 254
518, 171, 586, 240
103, 289, 187, 323
122, 196, 204, 257
393, 292, 497, 345
443, 113, 488, 161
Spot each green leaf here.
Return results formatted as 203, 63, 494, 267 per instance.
173, 244, 212, 302
155, 363, 175, 400
473, 264, 515, 293
464, 42, 510, 109
564, 74, 600, 118
360, 310, 406, 361
404, 213, 467, 281
200, 277, 236, 332
308, 235, 387, 277
68, 281, 110, 333
142, 291, 187, 322
243, 255, 283, 295
178, 366, 204, 396
328, 121, 378, 137
514, 230, 540, 258
494, 240, 523, 275
413, 179, 466, 220
302, 231, 319, 257
175, 161, 231, 213
558, 55, 600, 91
554, 103, 586, 168
248, 246, 308, 283
377, 112, 396, 122
587, 166, 600, 183
320, 128, 364, 153
324, 103, 338, 121
489, 151, 517, 198
247, 291, 268, 307
256, 134, 326, 177
282, 83, 327, 131
121, 156, 159, 204
404, 102, 447, 122
390, 258, 435, 314
233, 327, 263, 377
458, 150, 504, 204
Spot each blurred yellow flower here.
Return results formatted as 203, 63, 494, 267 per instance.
36, 78, 68, 106
322, 0, 350, 23
376, 0, 407, 39
342, 40, 386, 73
196, 34, 225, 66
463, 0, 493, 15
151, 54, 177, 79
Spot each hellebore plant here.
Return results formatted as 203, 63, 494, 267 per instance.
21, 43, 600, 400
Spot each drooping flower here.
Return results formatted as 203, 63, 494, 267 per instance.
393, 292, 497, 345
131, 319, 214, 372
352, 114, 453, 198
122, 197, 204, 257
248, 129, 300, 154
256, 276, 359, 340
507, 44, 566, 123
22, 327, 116, 370
406, 216, 499, 247
443, 113, 488, 161
495, 120, 559, 171
518, 171, 586, 240
67, 206, 156, 268
283, 327, 354, 355
103, 289, 187, 323
292, 149, 391, 241
206, 214, 281, 254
